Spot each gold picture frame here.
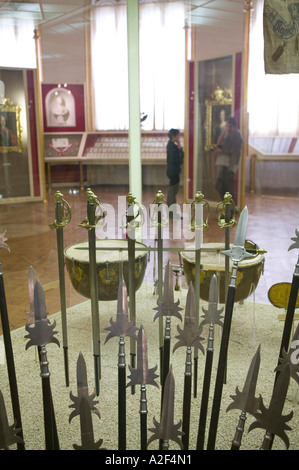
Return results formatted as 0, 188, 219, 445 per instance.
0, 98, 24, 153
204, 87, 232, 150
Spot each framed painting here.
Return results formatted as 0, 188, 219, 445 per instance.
0, 98, 23, 153
204, 87, 232, 150
42, 83, 86, 133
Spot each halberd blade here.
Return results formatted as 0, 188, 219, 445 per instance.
248, 364, 293, 449
69, 352, 100, 422
221, 206, 253, 263
127, 325, 159, 388
200, 274, 224, 328
227, 345, 262, 415
275, 322, 299, 383
73, 396, 105, 450
153, 261, 182, 321
288, 228, 299, 251
173, 283, 205, 353
24, 279, 60, 349
104, 278, 138, 342
0, 390, 23, 449
147, 365, 184, 449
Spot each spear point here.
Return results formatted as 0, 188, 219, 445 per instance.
0, 390, 23, 449
24, 280, 60, 349
226, 345, 262, 416
153, 261, 183, 321
173, 283, 205, 353
275, 323, 299, 384
200, 274, 224, 328
73, 396, 105, 450
147, 366, 184, 449
69, 352, 100, 422
248, 364, 293, 449
104, 278, 138, 343
288, 228, 299, 251
127, 325, 159, 388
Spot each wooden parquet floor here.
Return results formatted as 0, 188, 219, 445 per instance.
0, 184, 298, 334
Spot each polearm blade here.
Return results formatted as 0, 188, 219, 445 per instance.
196, 274, 223, 450
226, 345, 262, 450
154, 260, 182, 393
173, 283, 205, 450
0, 389, 24, 450
49, 190, 71, 387
248, 364, 293, 450
73, 396, 105, 450
147, 365, 184, 450
151, 191, 168, 381
127, 325, 159, 450
69, 352, 100, 423
126, 192, 144, 395
104, 278, 138, 450
207, 206, 253, 450
79, 188, 105, 396
0, 236, 25, 449
275, 229, 299, 384
24, 275, 60, 450
275, 322, 299, 384
190, 191, 209, 398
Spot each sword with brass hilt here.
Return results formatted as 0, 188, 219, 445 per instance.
25, 271, 60, 450
127, 325, 159, 450
196, 274, 223, 450
190, 191, 209, 398
207, 206, 253, 450
150, 190, 168, 381
0, 233, 24, 450
173, 283, 205, 450
125, 192, 144, 395
226, 345, 262, 450
216, 192, 236, 304
79, 188, 106, 396
104, 278, 138, 450
49, 190, 71, 387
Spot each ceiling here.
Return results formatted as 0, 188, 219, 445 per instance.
0, 0, 246, 29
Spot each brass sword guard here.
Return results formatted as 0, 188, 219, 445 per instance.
48, 190, 72, 230
216, 192, 237, 228
150, 190, 168, 227
79, 188, 106, 230
190, 191, 209, 232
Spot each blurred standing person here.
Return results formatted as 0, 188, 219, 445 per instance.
214, 116, 243, 203
166, 128, 184, 213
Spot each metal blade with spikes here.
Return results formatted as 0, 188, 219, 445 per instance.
200, 274, 224, 329
127, 325, 159, 388
127, 325, 159, 450
0, 390, 23, 450
69, 352, 100, 423
248, 364, 293, 450
73, 396, 105, 450
153, 260, 183, 322
207, 206, 251, 450
226, 345, 262, 450
275, 322, 299, 384
173, 283, 205, 353
104, 278, 138, 343
147, 365, 184, 450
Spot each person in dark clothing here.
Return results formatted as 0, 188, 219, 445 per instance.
214, 116, 243, 203
166, 128, 184, 210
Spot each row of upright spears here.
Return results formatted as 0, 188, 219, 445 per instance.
0, 188, 298, 450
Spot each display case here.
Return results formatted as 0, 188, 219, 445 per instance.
0, 68, 45, 202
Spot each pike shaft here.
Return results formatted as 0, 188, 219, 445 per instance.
207, 264, 237, 450
118, 336, 126, 450
128, 220, 136, 395
140, 384, 147, 450
231, 411, 246, 450
197, 325, 214, 450
0, 266, 25, 449
194, 247, 200, 398
182, 347, 192, 450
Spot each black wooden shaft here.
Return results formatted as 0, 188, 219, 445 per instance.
118, 366, 126, 450
207, 286, 235, 450
196, 348, 213, 450
0, 268, 25, 450
182, 373, 192, 450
